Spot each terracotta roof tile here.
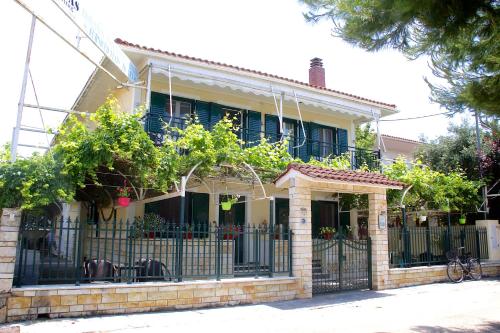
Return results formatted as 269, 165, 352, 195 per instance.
275, 163, 405, 188
115, 38, 396, 109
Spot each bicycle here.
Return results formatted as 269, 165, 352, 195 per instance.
446, 247, 482, 283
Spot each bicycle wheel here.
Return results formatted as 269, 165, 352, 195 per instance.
447, 261, 464, 283
468, 259, 482, 280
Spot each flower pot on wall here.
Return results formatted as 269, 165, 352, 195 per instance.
117, 197, 131, 207
459, 218, 466, 225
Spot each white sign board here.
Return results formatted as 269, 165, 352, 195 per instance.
51, 0, 138, 82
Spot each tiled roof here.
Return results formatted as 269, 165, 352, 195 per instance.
381, 134, 422, 145
115, 38, 396, 109
275, 163, 405, 188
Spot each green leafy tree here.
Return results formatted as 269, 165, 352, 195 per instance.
301, 0, 500, 116
416, 122, 499, 181
355, 123, 376, 150
0, 153, 72, 210
384, 158, 481, 212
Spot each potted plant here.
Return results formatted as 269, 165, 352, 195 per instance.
132, 213, 164, 238
183, 224, 193, 239
459, 214, 466, 225
117, 181, 131, 207
319, 226, 335, 240
221, 195, 239, 211
223, 225, 239, 240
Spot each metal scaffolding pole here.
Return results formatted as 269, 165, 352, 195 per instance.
11, 14, 36, 162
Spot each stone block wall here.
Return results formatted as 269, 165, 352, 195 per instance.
5, 277, 300, 322
383, 261, 500, 289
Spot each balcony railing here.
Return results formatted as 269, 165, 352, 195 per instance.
143, 114, 381, 171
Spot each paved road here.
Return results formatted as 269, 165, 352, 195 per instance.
2, 279, 500, 333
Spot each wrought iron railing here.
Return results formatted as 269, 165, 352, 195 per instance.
14, 216, 292, 287
388, 226, 489, 268
143, 114, 381, 170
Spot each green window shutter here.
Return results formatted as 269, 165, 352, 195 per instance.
265, 114, 279, 143
209, 103, 223, 130
189, 192, 209, 224
194, 101, 210, 130
298, 121, 310, 162
147, 92, 167, 133
337, 128, 348, 154
246, 110, 261, 146
310, 123, 321, 158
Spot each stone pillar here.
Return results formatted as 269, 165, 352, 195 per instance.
0, 208, 21, 323
368, 191, 388, 290
350, 208, 359, 240
288, 178, 312, 298
476, 220, 500, 260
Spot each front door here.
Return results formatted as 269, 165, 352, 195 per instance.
312, 200, 338, 237
219, 195, 245, 265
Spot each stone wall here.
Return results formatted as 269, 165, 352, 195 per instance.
384, 261, 500, 289
6, 277, 300, 322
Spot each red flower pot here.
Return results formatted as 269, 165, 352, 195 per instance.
117, 197, 131, 207
183, 232, 193, 240
323, 233, 333, 240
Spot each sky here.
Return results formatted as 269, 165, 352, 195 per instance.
0, 0, 470, 156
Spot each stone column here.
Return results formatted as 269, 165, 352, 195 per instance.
350, 208, 359, 240
288, 178, 312, 298
0, 208, 22, 323
475, 220, 500, 260
368, 191, 389, 290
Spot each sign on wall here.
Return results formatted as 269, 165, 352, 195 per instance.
51, 0, 138, 82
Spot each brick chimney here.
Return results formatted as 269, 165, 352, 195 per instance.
308, 57, 325, 88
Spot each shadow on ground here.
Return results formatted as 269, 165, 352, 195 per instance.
409, 321, 500, 333
268, 289, 393, 310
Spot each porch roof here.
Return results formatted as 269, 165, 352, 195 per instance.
274, 163, 404, 190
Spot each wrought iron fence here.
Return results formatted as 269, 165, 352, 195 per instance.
14, 216, 292, 287
388, 226, 489, 268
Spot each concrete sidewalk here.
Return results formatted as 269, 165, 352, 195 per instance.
2, 279, 500, 333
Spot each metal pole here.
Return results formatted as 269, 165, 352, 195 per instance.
474, 111, 488, 219
11, 14, 36, 162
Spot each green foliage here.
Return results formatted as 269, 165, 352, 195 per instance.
55, 98, 173, 194
307, 153, 351, 170
0, 154, 72, 210
301, 0, 500, 116
416, 122, 499, 182
355, 124, 376, 150
0, 143, 11, 163
383, 158, 481, 212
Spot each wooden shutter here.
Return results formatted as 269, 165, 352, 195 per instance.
147, 92, 167, 133
265, 114, 279, 143
209, 103, 223, 130
337, 128, 348, 154
194, 100, 210, 130
297, 122, 310, 162
245, 110, 261, 146
309, 123, 321, 159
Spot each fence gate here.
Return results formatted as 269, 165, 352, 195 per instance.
312, 235, 371, 294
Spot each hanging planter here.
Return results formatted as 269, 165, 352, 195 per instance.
117, 197, 131, 207
459, 215, 466, 225
117, 181, 131, 207
221, 195, 239, 211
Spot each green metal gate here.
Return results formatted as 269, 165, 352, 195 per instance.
312, 234, 371, 294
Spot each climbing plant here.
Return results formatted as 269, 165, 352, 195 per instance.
384, 157, 481, 212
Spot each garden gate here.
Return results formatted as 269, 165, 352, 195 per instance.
312, 234, 371, 294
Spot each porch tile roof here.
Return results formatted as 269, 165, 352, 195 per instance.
115, 38, 396, 109
275, 163, 405, 188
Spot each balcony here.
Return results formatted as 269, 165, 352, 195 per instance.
143, 114, 380, 171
